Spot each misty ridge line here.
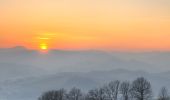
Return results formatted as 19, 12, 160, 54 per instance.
1, 46, 170, 73
1, 46, 170, 53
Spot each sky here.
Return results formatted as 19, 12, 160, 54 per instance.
0, 0, 170, 51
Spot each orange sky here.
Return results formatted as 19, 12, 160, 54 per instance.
0, 0, 170, 51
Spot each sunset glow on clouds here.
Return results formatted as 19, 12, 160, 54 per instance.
0, 0, 170, 51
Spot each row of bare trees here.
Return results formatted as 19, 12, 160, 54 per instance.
38, 77, 170, 100
38, 88, 83, 100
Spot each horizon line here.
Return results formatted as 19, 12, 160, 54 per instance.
0, 46, 170, 53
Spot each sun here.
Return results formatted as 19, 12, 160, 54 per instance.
37, 33, 54, 52
40, 43, 48, 50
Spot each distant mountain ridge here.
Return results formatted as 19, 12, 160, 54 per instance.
0, 46, 170, 100
1, 46, 170, 73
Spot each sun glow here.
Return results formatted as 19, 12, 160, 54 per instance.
40, 43, 48, 50
37, 33, 52, 52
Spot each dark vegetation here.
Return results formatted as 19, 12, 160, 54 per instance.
38, 77, 170, 100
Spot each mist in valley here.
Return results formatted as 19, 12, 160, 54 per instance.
0, 47, 170, 100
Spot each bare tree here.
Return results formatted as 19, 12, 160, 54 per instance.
87, 87, 106, 100
130, 77, 152, 100
87, 89, 98, 100
38, 89, 66, 100
68, 87, 83, 100
158, 87, 170, 100
104, 80, 120, 100
119, 81, 131, 100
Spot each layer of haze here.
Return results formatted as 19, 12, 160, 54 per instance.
0, 0, 170, 51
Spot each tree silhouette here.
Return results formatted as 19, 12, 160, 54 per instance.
38, 89, 66, 100
119, 81, 131, 100
158, 87, 170, 100
130, 77, 152, 100
37, 77, 156, 100
103, 80, 120, 100
87, 88, 106, 100
68, 87, 83, 100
